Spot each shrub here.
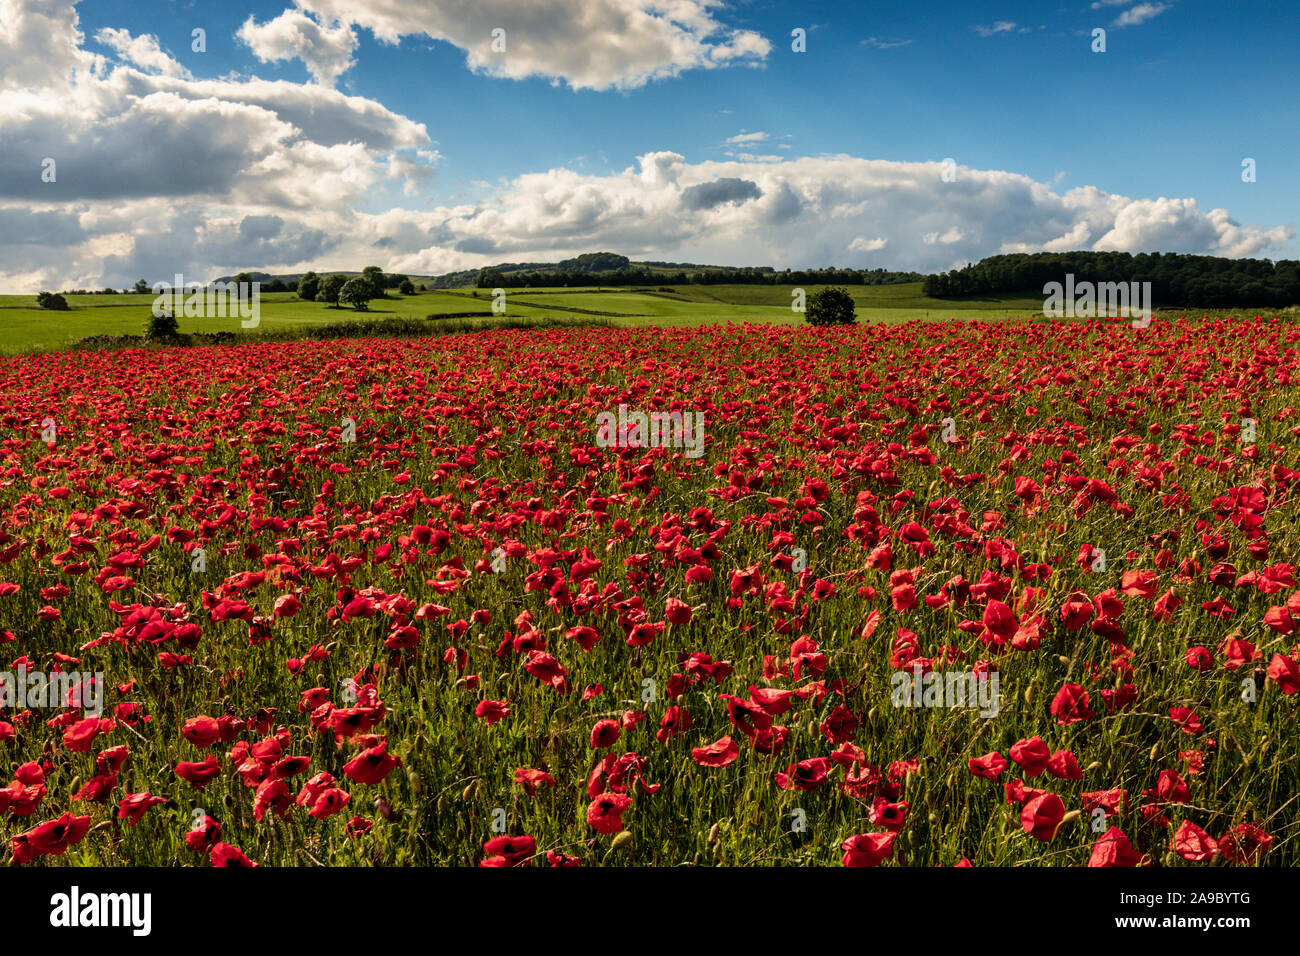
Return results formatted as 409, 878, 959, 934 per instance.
35, 291, 69, 310
805, 287, 857, 326
399, 278, 415, 295
146, 310, 179, 339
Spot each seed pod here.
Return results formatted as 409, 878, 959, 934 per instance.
461, 782, 475, 802
927, 811, 940, 826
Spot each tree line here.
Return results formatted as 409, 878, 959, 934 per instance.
473, 265, 924, 288
923, 251, 1300, 308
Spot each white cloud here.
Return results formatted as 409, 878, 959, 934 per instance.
972, 21, 1017, 37
95, 28, 190, 77
0, 2, 1290, 293
1113, 3, 1170, 27
291, 0, 770, 90
237, 9, 358, 85
726, 131, 769, 144
861, 37, 912, 49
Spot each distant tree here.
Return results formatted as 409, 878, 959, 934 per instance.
340, 277, 372, 311
361, 265, 386, 298
266, 278, 287, 293
805, 287, 856, 326
418, 283, 428, 292
398, 278, 415, 295
36, 291, 69, 310
100, 287, 116, 295
234, 272, 255, 287
146, 310, 179, 340
319, 273, 347, 308
132, 279, 150, 294
475, 268, 504, 289
298, 271, 320, 301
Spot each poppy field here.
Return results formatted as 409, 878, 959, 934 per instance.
1, 315, 1297, 868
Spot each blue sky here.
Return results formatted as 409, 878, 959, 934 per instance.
1, 0, 1295, 287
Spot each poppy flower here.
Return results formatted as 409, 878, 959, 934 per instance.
1020, 792, 1066, 842
586, 793, 632, 834
211, 842, 258, 867
342, 741, 400, 785
969, 751, 1008, 779
841, 831, 895, 867
1171, 820, 1218, 862
1089, 827, 1146, 867
691, 735, 740, 767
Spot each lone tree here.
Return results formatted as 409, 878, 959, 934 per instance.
340, 277, 373, 311
146, 310, 179, 340
35, 291, 69, 310
297, 271, 320, 301
805, 286, 857, 326
132, 279, 150, 294
398, 278, 415, 295
319, 273, 347, 308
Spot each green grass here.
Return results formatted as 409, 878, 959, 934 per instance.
0, 283, 1083, 354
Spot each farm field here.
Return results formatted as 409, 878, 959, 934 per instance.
0, 283, 1045, 353
0, 315, 1295, 867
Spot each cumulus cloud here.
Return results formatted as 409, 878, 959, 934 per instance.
237, 9, 358, 85
285, 0, 770, 90
95, 28, 190, 77
0, 1, 1290, 294
0, 2, 435, 290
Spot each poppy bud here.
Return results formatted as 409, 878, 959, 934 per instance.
707, 822, 720, 844
461, 782, 476, 802
1148, 743, 1160, 762
1025, 686, 1035, 705
375, 796, 397, 821
610, 830, 633, 852
1085, 761, 1103, 772
408, 770, 423, 795
1057, 655, 1070, 666
1061, 810, 1081, 826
